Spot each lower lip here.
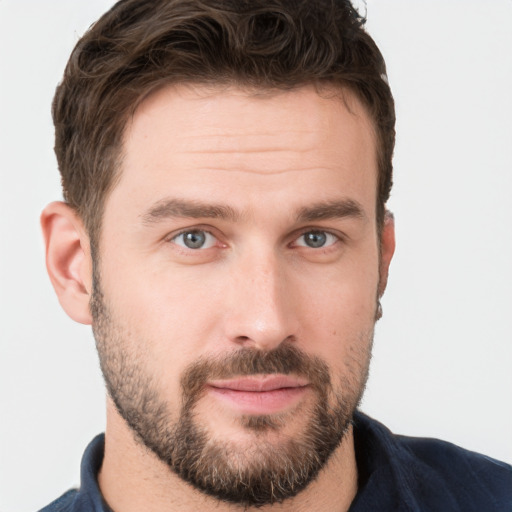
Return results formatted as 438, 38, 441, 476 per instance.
207, 386, 309, 415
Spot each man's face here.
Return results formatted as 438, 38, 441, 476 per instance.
92, 85, 388, 506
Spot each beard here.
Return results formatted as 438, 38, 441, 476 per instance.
90, 276, 373, 507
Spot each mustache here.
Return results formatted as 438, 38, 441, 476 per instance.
180, 343, 332, 399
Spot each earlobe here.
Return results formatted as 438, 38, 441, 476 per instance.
41, 201, 93, 325
378, 210, 396, 297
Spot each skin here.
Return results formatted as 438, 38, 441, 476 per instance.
42, 84, 395, 512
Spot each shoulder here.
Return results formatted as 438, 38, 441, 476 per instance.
353, 412, 512, 511
397, 431, 512, 474
38, 489, 77, 512
397, 434, 512, 507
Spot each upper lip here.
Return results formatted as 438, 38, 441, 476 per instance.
208, 375, 309, 392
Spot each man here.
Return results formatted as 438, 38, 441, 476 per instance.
39, 0, 511, 511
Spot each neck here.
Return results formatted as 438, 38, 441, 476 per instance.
99, 398, 358, 512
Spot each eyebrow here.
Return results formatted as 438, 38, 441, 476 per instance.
141, 198, 241, 224
295, 199, 366, 223
141, 197, 366, 225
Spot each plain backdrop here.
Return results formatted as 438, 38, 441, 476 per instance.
1, 1, 511, 511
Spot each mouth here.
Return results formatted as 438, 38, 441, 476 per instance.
206, 375, 310, 415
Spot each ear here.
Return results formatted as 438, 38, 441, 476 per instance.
378, 210, 396, 297
41, 201, 93, 325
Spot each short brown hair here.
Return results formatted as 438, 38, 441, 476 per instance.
53, 0, 395, 249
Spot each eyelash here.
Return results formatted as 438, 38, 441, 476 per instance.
170, 229, 219, 250
293, 230, 340, 249
167, 227, 343, 252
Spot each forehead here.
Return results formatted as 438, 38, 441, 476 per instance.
109, 84, 378, 220
125, 84, 376, 162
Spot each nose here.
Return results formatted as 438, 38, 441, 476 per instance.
222, 250, 299, 351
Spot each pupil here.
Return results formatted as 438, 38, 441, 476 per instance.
305, 232, 326, 248
184, 231, 205, 249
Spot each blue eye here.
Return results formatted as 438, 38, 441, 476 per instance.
172, 230, 217, 249
296, 231, 338, 248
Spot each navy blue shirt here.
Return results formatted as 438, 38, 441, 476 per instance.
39, 412, 512, 511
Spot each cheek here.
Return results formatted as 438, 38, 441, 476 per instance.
295, 255, 379, 361
100, 260, 225, 372
299, 250, 379, 323
305, 284, 374, 396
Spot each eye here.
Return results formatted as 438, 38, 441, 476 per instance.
171, 230, 217, 250
295, 230, 338, 249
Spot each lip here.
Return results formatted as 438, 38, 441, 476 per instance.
207, 375, 310, 415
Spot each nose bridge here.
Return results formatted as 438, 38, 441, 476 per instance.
224, 246, 297, 349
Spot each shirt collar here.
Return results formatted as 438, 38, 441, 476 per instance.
76, 434, 112, 511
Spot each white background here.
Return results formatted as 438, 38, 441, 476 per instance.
1, 1, 511, 511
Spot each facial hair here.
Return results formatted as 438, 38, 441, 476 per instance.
90, 276, 373, 507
